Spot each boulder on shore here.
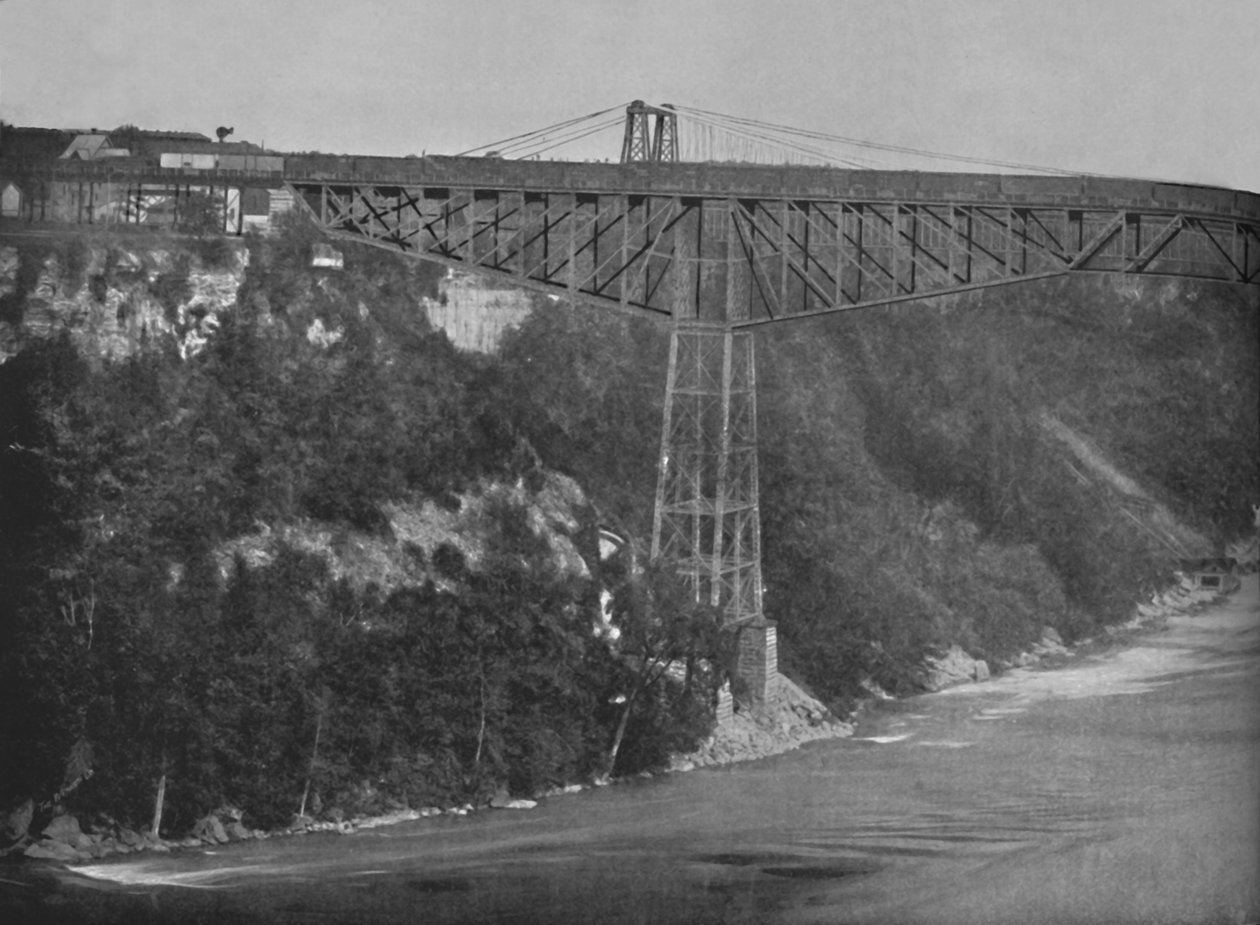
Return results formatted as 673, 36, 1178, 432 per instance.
41, 814, 82, 845
489, 794, 537, 810
924, 645, 983, 691
24, 839, 80, 862
192, 814, 228, 844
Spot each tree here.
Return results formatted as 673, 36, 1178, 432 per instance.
604, 559, 726, 777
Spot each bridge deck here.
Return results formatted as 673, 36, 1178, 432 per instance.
281, 155, 1260, 221
5, 154, 1258, 219
4, 154, 1258, 325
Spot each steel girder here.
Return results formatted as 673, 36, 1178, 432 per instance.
288, 180, 1260, 326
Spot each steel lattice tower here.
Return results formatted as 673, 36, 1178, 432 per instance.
620, 100, 678, 164
651, 322, 776, 701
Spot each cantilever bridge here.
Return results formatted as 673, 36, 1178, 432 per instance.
279, 104, 1260, 697
6, 102, 1259, 698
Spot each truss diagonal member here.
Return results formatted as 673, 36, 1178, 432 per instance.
314, 185, 366, 234
334, 190, 385, 242
413, 190, 473, 259
519, 195, 579, 283
729, 203, 781, 320
1123, 215, 1186, 273
734, 201, 837, 312
1069, 212, 1125, 270
568, 197, 632, 292
358, 187, 416, 247
1024, 209, 1071, 260
587, 198, 681, 298
965, 206, 1068, 276
1187, 217, 1245, 280
467, 194, 526, 270
1246, 224, 1260, 284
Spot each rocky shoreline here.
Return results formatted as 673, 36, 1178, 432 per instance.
2, 576, 1236, 866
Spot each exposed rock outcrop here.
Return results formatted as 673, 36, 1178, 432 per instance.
0, 240, 246, 365
923, 644, 990, 692
210, 471, 595, 594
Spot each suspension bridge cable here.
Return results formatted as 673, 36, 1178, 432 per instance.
678, 108, 882, 168
672, 104, 1097, 175
492, 114, 623, 157
499, 114, 623, 155
678, 108, 886, 168
455, 104, 624, 155
454, 102, 633, 156
676, 105, 1030, 169
675, 106, 977, 170
508, 117, 625, 159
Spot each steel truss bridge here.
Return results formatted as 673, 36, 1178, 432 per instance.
282, 144, 1258, 699
6, 103, 1259, 699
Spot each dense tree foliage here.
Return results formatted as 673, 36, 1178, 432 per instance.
0, 224, 716, 835
495, 278, 1257, 711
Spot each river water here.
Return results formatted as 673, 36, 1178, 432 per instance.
6, 578, 1258, 924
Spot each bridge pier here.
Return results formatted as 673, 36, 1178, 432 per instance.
651, 322, 776, 703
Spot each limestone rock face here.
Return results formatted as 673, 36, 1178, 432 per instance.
0, 242, 246, 366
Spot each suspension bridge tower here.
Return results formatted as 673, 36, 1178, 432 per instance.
620, 101, 679, 165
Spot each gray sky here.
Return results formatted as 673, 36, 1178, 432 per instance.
1, 0, 1256, 191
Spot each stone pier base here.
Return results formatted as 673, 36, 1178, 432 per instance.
735, 620, 777, 705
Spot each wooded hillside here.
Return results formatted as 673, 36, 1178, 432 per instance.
1, 214, 1255, 838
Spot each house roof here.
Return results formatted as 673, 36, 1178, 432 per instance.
60, 134, 114, 159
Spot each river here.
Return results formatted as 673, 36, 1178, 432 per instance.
5, 577, 1258, 924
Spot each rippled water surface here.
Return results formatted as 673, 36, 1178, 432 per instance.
7, 580, 1258, 924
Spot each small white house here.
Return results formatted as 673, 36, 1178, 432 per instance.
159, 152, 218, 170
310, 243, 344, 269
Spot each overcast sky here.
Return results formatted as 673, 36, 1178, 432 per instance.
1, 0, 1256, 191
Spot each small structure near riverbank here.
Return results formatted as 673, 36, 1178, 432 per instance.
1178, 556, 1241, 595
